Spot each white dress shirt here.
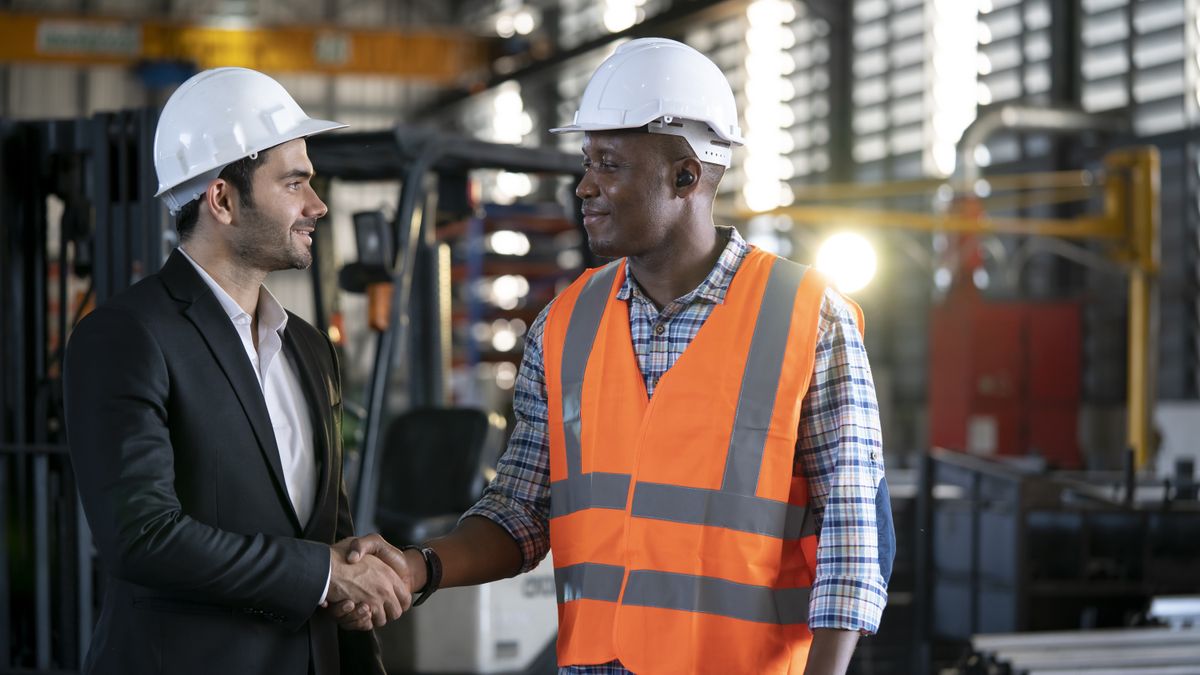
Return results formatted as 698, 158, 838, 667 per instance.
179, 248, 331, 603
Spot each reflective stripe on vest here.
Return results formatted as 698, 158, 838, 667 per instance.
550, 472, 630, 518
555, 562, 625, 604
551, 261, 632, 518
553, 562, 813, 625
630, 482, 816, 540
551, 257, 814, 626
624, 570, 812, 625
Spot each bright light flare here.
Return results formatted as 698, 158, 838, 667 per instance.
816, 232, 877, 293
488, 230, 531, 256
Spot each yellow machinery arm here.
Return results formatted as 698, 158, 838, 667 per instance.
742, 147, 1161, 469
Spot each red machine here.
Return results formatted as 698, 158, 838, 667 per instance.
929, 282, 1083, 469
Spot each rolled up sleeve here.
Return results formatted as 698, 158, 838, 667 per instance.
796, 289, 892, 634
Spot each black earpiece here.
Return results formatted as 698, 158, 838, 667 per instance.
675, 170, 695, 188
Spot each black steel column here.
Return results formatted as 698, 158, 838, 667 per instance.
913, 452, 933, 675
113, 113, 131, 294
24, 121, 53, 671
91, 115, 112, 303
138, 108, 166, 274
0, 118, 12, 671
820, 0, 854, 184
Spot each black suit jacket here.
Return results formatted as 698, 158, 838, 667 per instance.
64, 250, 383, 675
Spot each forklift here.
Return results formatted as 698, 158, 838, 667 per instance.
306, 126, 591, 674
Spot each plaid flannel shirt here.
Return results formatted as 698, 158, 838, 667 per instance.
465, 227, 893, 674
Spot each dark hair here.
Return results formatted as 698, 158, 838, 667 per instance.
174, 148, 271, 241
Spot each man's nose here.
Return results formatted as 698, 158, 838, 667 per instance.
306, 187, 328, 219
575, 171, 598, 200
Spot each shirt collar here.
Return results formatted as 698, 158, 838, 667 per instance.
177, 247, 289, 335
615, 226, 750, 306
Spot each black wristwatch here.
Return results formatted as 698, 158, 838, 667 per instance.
401, 545, 442, 607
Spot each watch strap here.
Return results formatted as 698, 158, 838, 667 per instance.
401, 545, 442, 607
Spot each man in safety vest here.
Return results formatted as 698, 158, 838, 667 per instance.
347, 38, 894, 674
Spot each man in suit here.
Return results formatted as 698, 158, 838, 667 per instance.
64, 67, 403, 674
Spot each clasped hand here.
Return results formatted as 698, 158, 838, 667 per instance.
322, 534, 419, 631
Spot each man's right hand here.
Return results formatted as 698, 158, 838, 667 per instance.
347, 533, 427, 592
325, 537, 411, 630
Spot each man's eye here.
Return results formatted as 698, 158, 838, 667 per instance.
582, 159, 617, 171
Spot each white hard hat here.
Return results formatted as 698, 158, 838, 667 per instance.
550, 38, 744, 167
153, 67, 347, 214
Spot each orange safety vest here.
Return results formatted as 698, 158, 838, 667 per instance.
544, 247, 861, 674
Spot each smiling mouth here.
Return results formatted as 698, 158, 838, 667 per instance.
292, 229, 314, 243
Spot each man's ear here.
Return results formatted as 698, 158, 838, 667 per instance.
672, 156, 704, 196
203, 179, 236, 225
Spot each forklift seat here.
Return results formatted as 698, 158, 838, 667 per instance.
373, 407, 505, 545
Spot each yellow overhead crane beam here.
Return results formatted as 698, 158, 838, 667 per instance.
742, 147, 1161, 470
0, 10, 490, 82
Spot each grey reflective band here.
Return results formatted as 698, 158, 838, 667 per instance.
550, 472, 632, 518
555, 562, 625, 604
722, 259, 808, 495
623, 570, 811, 625
560, 261, 622, 478
555, 565, 811, 626
631, 482, 815, 540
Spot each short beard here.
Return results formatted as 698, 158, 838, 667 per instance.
587, 236, 620, 258
231, 204, 313, 272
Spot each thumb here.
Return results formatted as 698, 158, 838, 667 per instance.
346, 534, 384, 563
351, 535, 407, 576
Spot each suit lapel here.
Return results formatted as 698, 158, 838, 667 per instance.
160, 251, 302, 533
283, 323, 334, 539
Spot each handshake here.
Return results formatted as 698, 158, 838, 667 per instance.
322, 534, 426, 631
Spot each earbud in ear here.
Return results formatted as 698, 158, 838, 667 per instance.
675, 170, 695, 188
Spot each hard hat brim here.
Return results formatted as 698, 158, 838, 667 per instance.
548, 121, 744, 146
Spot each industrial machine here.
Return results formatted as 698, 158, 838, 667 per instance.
1, 109, 166, 673
895, 449, 1200, 673
967, 623, 1200, 674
